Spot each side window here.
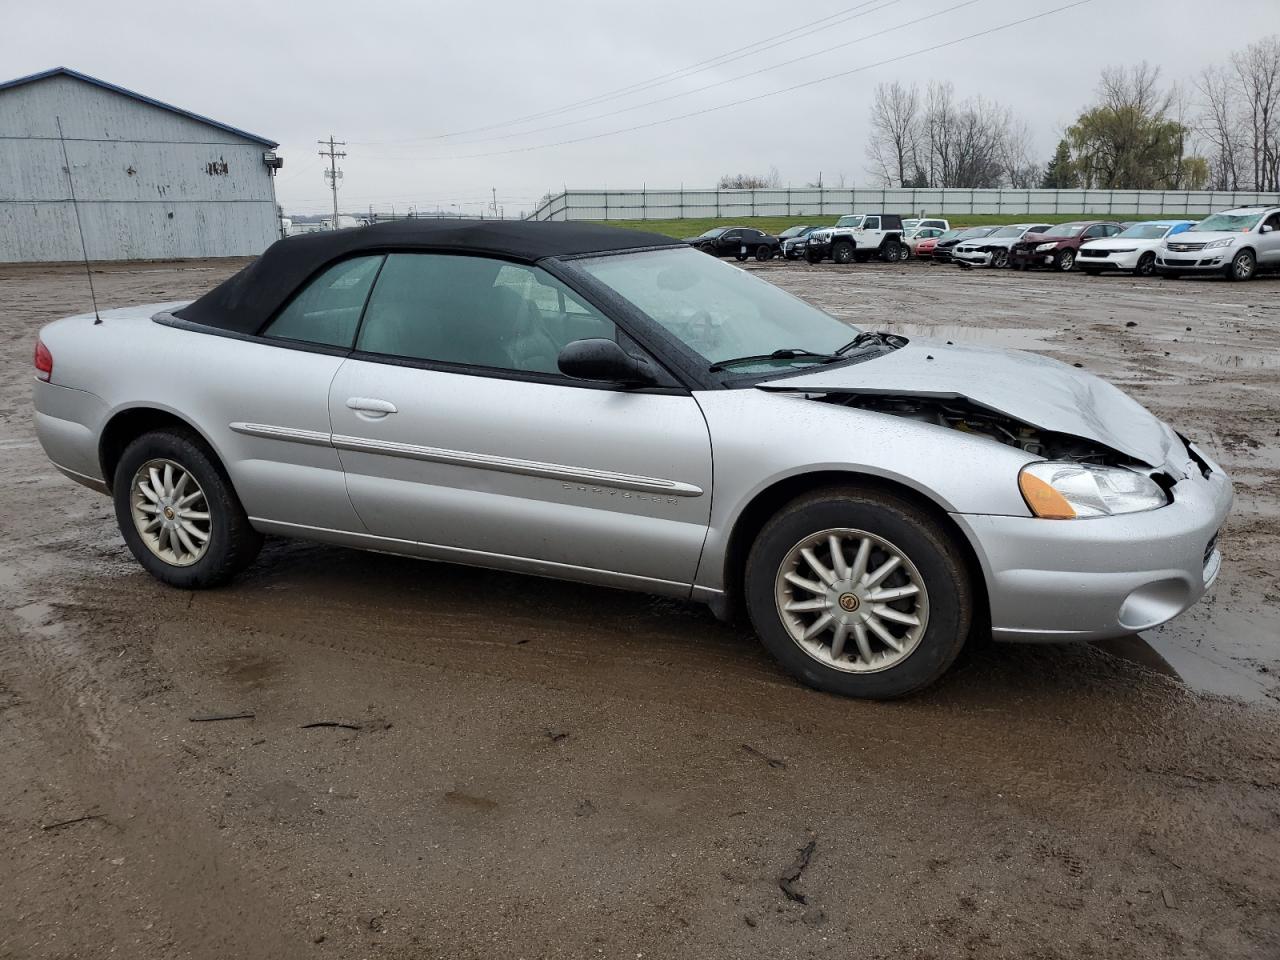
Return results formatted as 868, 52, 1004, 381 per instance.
864, 217, 880, 230
263, 255, 383, 347
355, 253, 618, 377
723, 230, 741, 240
1083, 225, 1107, 239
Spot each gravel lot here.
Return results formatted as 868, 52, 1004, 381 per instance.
1, 257, 1278, 959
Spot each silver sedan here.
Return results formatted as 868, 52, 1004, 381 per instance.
31, 220, 1232, 698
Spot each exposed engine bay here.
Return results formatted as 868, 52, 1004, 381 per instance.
818, 393, 1131, 464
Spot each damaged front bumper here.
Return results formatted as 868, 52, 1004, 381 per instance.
953, 444, 1232, 643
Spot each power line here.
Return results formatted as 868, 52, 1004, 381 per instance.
352, 0, 888, 144
417, 0, 1094, 163
379, 0, 978, 151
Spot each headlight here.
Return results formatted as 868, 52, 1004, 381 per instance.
1203, 237, 1234, 249
1018, 462, 1167, 519
1035, 242, 1057, 252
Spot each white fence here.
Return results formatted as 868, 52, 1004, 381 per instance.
527, 188, 1280, 222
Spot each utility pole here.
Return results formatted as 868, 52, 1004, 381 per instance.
491, 186, 499, 219
318, 135, 346, 229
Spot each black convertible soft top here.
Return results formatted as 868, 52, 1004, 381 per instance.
173, 218, 681, 335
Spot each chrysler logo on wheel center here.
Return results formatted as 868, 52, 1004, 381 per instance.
838, 593, 859, 612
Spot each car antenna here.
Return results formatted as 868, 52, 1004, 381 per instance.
55, 116, 102, 325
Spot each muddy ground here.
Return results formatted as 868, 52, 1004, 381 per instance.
1, 257, 1278, 960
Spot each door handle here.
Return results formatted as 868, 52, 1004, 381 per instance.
346, 397, 398, 419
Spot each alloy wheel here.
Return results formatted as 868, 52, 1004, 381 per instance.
1059, 249, 1076, 271
774, 528, 930, 674
1232, 251, 1255, 280
130, 458, 212, 567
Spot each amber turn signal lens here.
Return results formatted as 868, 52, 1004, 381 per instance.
1019, 471, 1076, 519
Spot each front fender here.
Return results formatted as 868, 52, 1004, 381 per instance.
691, 388, 1036, 593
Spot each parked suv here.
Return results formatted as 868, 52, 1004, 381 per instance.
1155, 207, 1280, 281
779, 225, 820, 260
806, 214, 905, 264
1009, 221, 1125, 272
952, 223, 1052, 268
684, 226, 780, 261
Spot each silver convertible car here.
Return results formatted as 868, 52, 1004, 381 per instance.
32, 220, 1232, 698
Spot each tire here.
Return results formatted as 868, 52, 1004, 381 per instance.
755, 244, 773, 262
699, 243, 716, 255
113, 428, 263, 589
744, 487, 973, 699
990, 249, 1009, 269
898, 244, 912, 261
1135, 252, 1156, 277
735, 249, 749, 262
879, 241, 901, 263
1228, 249, 1255, 281
1056, 248, 1076, 272
832, 241, 855, 265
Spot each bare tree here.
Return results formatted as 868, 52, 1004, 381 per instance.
1195, 64, 1241, 190
716, 171, 780, 189
865, 81, 922, 187
1231, 36, 1280, 191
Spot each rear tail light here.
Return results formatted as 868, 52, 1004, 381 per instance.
34, 338, 53, 382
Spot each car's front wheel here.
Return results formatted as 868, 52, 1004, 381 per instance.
1056, 249, 1076, 272
113, 429, 262, 589
755, 244, 773, 261
832, 241, 855, 264
1228, 249, 1255, 281
990, 249, 1009, 268
1135, 252, 1156, 277
745, 488, 972, 699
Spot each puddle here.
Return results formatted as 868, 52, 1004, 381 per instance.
882, 323, 1053, 351
1095, 629, 1277, 705
1173, 352, 1280, 369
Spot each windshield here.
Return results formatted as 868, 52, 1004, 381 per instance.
696, 227, 728, 239
1040, 223, 1086, 238
578, 247, 860, 374
834, 215, 863, 228
988, 226, 1026, 238
1190, 212, 1263, 232
956, 227, 994, 240
779, 226, 808, 238
1118, 223, 1175, 240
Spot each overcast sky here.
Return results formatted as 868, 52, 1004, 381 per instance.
5, 0, 1277, 216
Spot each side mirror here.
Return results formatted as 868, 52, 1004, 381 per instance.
558, 338, 658, 386
1263, 224, 1274, 233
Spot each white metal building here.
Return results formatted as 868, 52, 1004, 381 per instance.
0, 67, 282, 262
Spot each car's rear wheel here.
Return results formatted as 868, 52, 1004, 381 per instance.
745, 488, 972, 699
113, 429, 262, 589
1135, 252, 1156, 277
1228, 249, 1255, 281
990, 249, 1009, 268
879, 241, 901, 262
832, 241, 855, 264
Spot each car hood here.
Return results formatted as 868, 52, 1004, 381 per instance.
960, 236, 1019, 248
1166, 230, 1240, 245
1019, 232, 1072, 246
757, 338, 1181, 468
1082, 236, 1161, 250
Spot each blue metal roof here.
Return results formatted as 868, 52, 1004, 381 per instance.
0, 66, 278, 147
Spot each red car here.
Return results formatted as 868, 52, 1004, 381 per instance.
1008, 221, 1125, 272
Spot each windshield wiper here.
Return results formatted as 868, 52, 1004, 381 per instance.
835, 330, 906, 354
708, 348, 841, 372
